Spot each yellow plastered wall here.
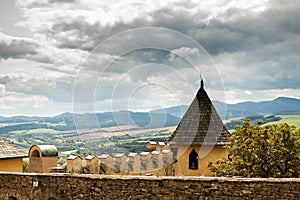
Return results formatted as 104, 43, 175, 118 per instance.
86, 158, 99, 174
172, 145, 227, 176
29, 146, 57, 173
99, 156, 113, 175
67, 157, 82, 173
0, 158, 23, 172
112, 155, 127, 175
127, 155, 141, 175
150, 153, 164, 176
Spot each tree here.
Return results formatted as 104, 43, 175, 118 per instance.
22, 161, 29, 172
209, 120, 300, 178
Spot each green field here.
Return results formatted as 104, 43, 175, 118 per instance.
264, 115, 300, 127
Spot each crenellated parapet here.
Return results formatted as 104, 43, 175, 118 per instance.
64, 148, 174, 176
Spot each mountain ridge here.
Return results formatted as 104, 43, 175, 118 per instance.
0, 96, 299, 129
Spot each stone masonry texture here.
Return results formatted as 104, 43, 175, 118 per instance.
0, 172, 299, 200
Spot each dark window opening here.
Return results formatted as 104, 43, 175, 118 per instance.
8, 196, 17, 200
128, 163, 133, 172
171, 148, 178, 162
141, 161, 147, 170
152, 160, 158, 169
163, 158, 168, 166
31, 150, 40, 157
99, 166, 106, 174
189, 149, 198, 170
113, 164, 120, 173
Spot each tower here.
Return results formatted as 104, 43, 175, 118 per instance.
167, 79, 230, 176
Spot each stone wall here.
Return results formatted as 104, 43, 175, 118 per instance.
0, 172, 299, 200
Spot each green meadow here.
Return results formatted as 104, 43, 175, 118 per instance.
264, 115, 300, 127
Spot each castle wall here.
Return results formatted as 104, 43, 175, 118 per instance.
0, 172, 299, 200
66, 157, 83, 173
0, 158, 23, 172
85, 158, 99, 174
173, 145, 227, 176
29, 146, 58, 173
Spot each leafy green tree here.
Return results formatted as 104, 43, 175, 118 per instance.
209, 120, 300, 177
22, 161, 29, 172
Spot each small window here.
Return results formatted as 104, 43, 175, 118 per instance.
128, 162, 133, 172
152, 160, 158, 169
100, 166, 106, 174
141, 161, 147, 170
171, 148, 178, 162
163, 157, 168, 167
8, 196, 17, 200
189, 149, 198, 170
113, 164, 120, 173
31, 150, 40, 157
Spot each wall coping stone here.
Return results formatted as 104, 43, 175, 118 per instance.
0, 172, 299, 183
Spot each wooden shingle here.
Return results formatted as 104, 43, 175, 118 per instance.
168, 80, 230, 146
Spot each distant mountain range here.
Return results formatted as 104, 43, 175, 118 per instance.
0, 96, 299, 133
213, 96, 300, 119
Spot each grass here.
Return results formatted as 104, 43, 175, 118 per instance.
10, 128, 60, 134
264, 115, 300, 127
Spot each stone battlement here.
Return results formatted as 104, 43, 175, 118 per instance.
0, 172, 299, 199
66, 148, 174, 176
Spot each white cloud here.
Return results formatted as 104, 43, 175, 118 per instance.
0, 0, 298, 116
0, 31, 37, 59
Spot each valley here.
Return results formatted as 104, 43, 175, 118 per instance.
0, 96, 300, 160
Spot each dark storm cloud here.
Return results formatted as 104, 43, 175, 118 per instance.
0, 33, 38, 60
0, 76, 10, 85
46, 1, 300, 56
44, 1, 300, 92
4, 0, 298, 111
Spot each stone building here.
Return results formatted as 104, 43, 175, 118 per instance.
29, 145, 58, 173
98, 154, 113, 175
0, 140, 27, 172
167, 79, 230, 176
127, 152, 140, 175
112, 153, 127, 175
85, 155, 99, 174
66, 155, 83, 173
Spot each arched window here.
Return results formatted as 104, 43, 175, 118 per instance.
31, 150, 40, 157
189, 149, 198, 169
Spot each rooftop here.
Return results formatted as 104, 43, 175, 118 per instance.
30, 145, 58, 157
85, 155, 95, 160
0, 140, 27, 159
128, 152, 138, 157
140, 152, 150, 156
97, 154, 111, 159
151, 151, 161, 155
168, 79, 230, 146
67, 155, 82, 160
114, 153, 125, 158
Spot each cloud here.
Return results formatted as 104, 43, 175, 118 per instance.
0, 0, 298, 116
0, 76, 10, 85
0, 74, 74, 103
0, 32, 37, 60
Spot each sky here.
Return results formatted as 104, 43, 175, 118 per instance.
0, 0, 300, 116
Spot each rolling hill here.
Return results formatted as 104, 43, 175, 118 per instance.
0, 96, 299, 133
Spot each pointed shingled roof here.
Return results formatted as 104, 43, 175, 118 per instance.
168, 80, 230, 146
